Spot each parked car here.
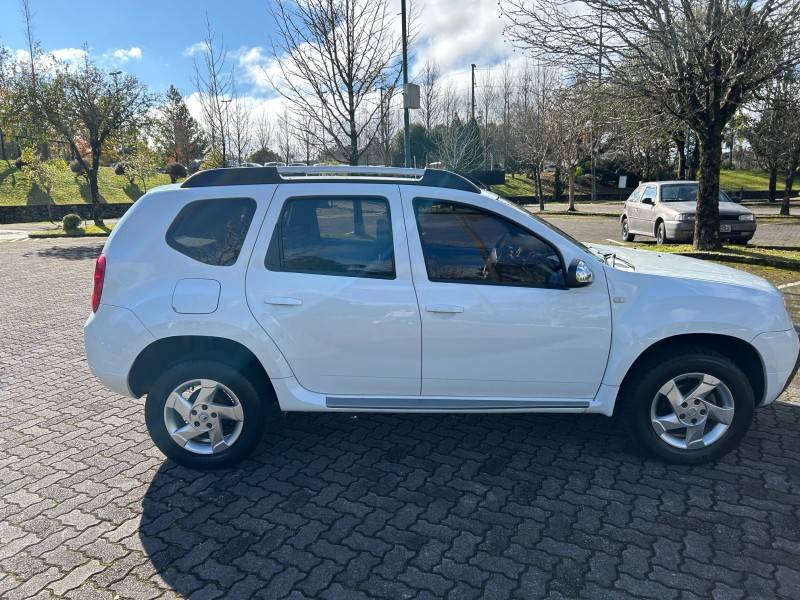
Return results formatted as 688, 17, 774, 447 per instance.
620, 181, 756, 244
85, 166, 798, 469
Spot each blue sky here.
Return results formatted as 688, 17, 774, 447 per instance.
0, 0, 516, 119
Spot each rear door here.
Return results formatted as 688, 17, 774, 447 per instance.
625, 185, 643, 232
246, 183, 421, 396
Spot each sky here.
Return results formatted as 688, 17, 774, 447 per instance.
0, 0, 521, 121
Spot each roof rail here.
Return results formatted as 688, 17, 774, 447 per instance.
180, 165, 481, 193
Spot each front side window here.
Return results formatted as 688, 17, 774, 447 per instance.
413, 198, 565, 288
642, 186, 657, 202
266, 197, 395, 279
627, 186, 644, 203
166, 197, 256, 266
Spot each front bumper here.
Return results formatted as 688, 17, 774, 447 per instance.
84, 304, 155, 397
751, 328, 800, 406
665, 220, 757, 242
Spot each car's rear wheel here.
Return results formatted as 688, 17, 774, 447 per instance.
145, 360, 267, 469
619, 347, 754, 464
621, 217, 635, 242
655, 221, 668, 245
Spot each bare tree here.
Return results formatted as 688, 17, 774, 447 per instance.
253, 115, 273, 156
500, 0, 800, 249
192, 16, 232, 162
436, 116, 483, 172
418, 59, 441, 130
268, 0, 402, 165
276, 108, 293, 164
546, 84, 592, 211
498, 61, 514, 169
229, 80, 251, 165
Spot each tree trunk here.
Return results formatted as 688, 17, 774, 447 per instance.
554, 167, 562, 202
781, 151, 799, 216
688, 135, 700, 180
694, 131, 722, 250
534, 165, 544, 211
768, 168, 777, 204
673, 133, 686, 180
89, 169, 104, 227
567, 170, 576, 212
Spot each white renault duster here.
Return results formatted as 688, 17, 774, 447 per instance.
84, 166, 799, 469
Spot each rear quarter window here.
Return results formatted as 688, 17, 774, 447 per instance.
166, 197, 256, 266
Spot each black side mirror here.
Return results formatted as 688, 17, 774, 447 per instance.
641, 197, 654, 205
566, 259, 594, 287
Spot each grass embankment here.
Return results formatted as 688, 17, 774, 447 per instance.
0, 160, 171, 206
493, 169, 781, 198
628, 242, 800, 270
29, 224, 115, 238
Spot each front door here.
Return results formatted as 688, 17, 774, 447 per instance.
638, 185, 658, 235
246, 184, 421, 396
401, 190, 612, 399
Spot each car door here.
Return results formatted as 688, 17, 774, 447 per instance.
400, 188, 612, 401
639, 185, 658, 235
246, 183, 421, 397
625, 185, 644, 232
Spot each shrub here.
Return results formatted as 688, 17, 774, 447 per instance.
69, 160, 85, 175
62, 213, 82, 231
166, 162, 188, 183
114, 162, 125, 176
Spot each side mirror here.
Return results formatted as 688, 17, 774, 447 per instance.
567, 259, 594, 287
641, 197, 654, 205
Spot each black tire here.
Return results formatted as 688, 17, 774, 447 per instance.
621, 217, 635, 242
145, 360, 267, 469
618, 346, 754, 464
655, 221, 668, 245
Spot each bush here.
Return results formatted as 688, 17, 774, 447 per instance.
69, 160, 85, 175
114, 162, 125, 176
166, 162, 188, 183
62, 213, 82, 231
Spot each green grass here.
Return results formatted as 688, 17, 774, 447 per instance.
0, 160, 172, 206
491, 172, 621, 198
627, 242, 800, 269
28, 223, 115, 238
719, 169, 783, 192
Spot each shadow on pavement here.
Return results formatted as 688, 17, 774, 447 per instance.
138, 405, 800, 598
31, 244, 103, 261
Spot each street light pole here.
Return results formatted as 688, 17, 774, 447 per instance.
401, 0, 410, 168
221, 98, 232, 164
470, 63, 476, 122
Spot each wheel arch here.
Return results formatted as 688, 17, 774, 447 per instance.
654, 217, 664, 237
129, 335, 276, 402
614, 333, 766, 414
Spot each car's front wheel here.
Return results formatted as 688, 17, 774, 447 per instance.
619, 347, 754, 464
655, 221, 668, 245
145, 360, 267, 469
621, 217, 635, 242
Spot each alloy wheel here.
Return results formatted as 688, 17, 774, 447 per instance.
163, 379, 245, 455
649, 373, 735, 450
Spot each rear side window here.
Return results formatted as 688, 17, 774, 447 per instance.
166, 198, 256, 266
265, 197, 395, 279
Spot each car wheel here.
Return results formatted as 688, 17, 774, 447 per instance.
145, 360, 267, 469
619, 347, 754, 464
656, 221, 668, 245
621, 218, 635, 242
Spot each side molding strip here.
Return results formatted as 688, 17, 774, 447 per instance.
325, 397, 590, 410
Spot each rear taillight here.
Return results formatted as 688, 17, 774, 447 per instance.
91, 255, 106, 313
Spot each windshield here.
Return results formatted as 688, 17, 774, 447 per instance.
661, 184, 735, 203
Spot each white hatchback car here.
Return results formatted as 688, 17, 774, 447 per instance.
85, 166, 799, 469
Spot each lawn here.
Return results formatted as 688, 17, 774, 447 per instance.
491, 172, 621, 198
28, 223, 115, 238
719, 169, 783, 192
625, 241, 800, 270
0, 160, 172, 206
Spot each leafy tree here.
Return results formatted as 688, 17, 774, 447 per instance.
119, 142, 160, 191
18, 146, 68, 201
32, 55, 155, 225
155, 85, 206, 165
391, 124, 434, 167
248, 147, 282, 165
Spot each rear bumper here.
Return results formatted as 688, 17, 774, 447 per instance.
84, 304, 155, 397
751, 328, 800, 406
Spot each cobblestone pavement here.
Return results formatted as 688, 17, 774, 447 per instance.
540, 214, 800, 247
1, 238, 800, 600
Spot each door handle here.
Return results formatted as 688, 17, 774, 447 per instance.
425, 304, 464, 314
264, 297, 302, 306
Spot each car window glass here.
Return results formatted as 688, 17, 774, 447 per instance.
627, 186, 643, 203
413, 198, 565, 288
265, 197, 395, 279
166, 197, 256, 266
642, 186, 657, 202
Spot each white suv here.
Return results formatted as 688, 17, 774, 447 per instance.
84, 166, 799, 469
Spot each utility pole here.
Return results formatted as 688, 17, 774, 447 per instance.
470, 63, 477, 122
221, 98, 232, 164
401, 0, 410, 167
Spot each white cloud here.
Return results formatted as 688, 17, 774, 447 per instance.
105, 47, 142, 63
183, 42, 206, 57
51, 47, 89, 63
